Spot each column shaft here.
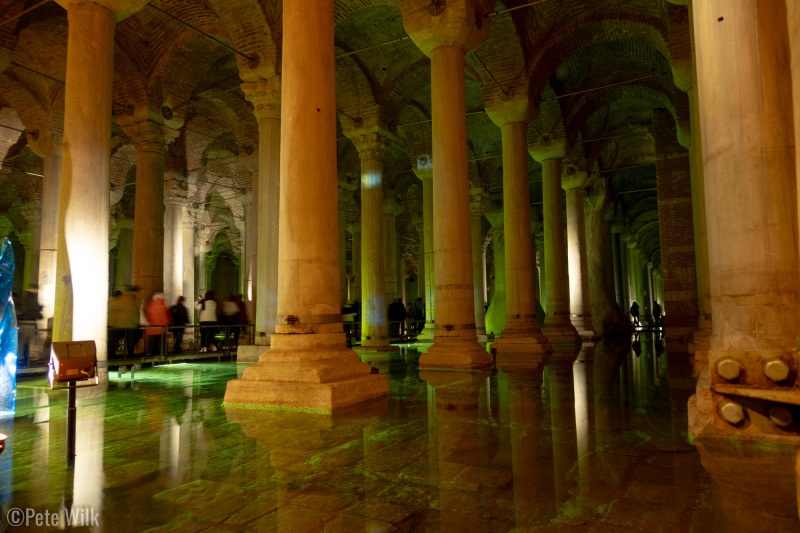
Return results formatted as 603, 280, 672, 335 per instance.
360, 150, 389, 347
225, 0, 386, 410
132, 147, 165, 300
53, 1, 115, 364
421, 45, 489, 369
541, 159, 579, 346
418, 175, 435, 340
38, 148, 61, 325
163, 200, 182, 305
565, 187, 593, 336
181, 212, 195, 324
470, 209, 486, 340
255, 115, 280, 345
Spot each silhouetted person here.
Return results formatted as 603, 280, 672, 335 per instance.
169, 296, 189, 354
411, 297, 425, 334
630, 301, 640, 326
388, 298, 407, 338
652, 301, 663, 328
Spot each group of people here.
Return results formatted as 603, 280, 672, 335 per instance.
108, 287, 248, 357
387, 297, 426, 338
629, 300, 664, 329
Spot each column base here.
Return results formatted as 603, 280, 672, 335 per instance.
492, 319, 552, 369
416, 322, 435, 342
224, 332, 388, 411
569, 314, 595, 339
420, 336, 492, 370
361, 337, 390, 348
542, 318, 581, 347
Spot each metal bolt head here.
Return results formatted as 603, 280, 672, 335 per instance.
769, 406, 793, 428
718, 400, 745, 425
764, 359, 791, 383
716, 358, 742, 381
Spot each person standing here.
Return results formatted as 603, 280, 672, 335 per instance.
411, 297, 425, 334
630, 300, 641, 327
652, 301, 663, 329
145, 293, 171, 356
196, 290, 218, 353
169, 296, 189, 354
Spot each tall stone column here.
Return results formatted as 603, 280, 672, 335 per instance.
414, 166, 435, 341
20, 204, 41, 292
242, 75, 281, 345
530, 145, 580, 347
382, 193, 403, 301
487, 98, 551, 362
347, 224, 361, 301
562, 169, 593, 337
483, 206, 505, 337
535, 232, 546, 311
124, 119, 169, 301
196, 244, 208, 297
53, 0, 147, 361
181, 209, 195, 324
619, 233, 631, 310
338, 191, 348, 304
225, 0, 387, 409
690, 0, 800, 437
469, 188, 487, 342
610, 228, 623, 306
163, 192, 184, 306
401, 0, 492, 369
349, 130, 391, 348
114, 220, 133, 290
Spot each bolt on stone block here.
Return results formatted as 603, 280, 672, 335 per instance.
716, 358, 742, 381
718, 400, 745, 425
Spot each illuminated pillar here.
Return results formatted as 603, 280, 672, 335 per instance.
125, 119, 168, 301
487, 98, 551, 362
383, 193, 403, 301
348, 224, 361, 301
225, 0, 387, 409
470, 188, 487, 341
483, 207, 505, 337
181, 209, 195, 324
20, 204, 41, 293
29, 132, 61, 326
242, 75, 281, 346
53, 0, 140, 361
414, 165, 435, 341
349, 130, 390, 348
531, 145, 580, 348
401, 0, 491, 369
163, 192, 183, 306
338, 188, 348, 305
562, 169, 593, 337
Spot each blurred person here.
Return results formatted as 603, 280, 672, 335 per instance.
145, 293, 171, 356
169, 296, 189, 354
196, 290, 218, 353
221, 295, 239, 348
109, 286, 141, 359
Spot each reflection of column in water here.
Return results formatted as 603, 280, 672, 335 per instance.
31, 388, 52, 500
573, 347, 594, 504
546, 362, 578, 511
504, 369, 555, 528
72, 386, 107, 523
423, 371, 495, 531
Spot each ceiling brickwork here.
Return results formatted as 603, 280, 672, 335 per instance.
0, 0, 692, 265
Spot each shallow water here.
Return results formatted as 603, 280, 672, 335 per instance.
2, 336, 798, 531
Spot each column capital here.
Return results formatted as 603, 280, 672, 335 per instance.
56, 0, 149, 21
561, 166, 589, 191
485, 92, 534, 127
469, 185, 488, 216
346, 223, 361, 235
413, 154, 433, 180
121, 119, 176, 154
27, 130, 62, 158
383, 195, 404, 217
529, 137, 569, 163
484, 205, 503, 229
241, 75, 281, 121
345, 129, 392, 162
399, 0, 492, 56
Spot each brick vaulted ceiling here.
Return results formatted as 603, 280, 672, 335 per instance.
0, 0, 692, 265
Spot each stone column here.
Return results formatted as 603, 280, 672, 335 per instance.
114, 220, 133, 290
242, 75, 281, 346
163, 192, 184, 306
196, 243, 208, 298
619, 233, 631, 310
611, 228, 623, 306
690, 0, 800, 437
20, 204, 41, 292
469, 188, 487, 342
225, 0, 387, 409
535, 232, 546, 311
382, 194, 403, 301
242, 194, 255, 319
29, 132, 61, 326
348, 224, 361, 301
349, 130, 391, 348
483, 206, 505, 337
530, 144, 580, 347
53, 0, 147, 361
181, 209, 195, 324
562, 169, 593, 337
414, 166, 435, 341
124, 119, 169, 301
401, 0, 491, 369
338, 190, 348, 305
487, 98, 551, 362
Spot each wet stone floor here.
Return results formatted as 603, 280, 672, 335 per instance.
1, 336, 798, 532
